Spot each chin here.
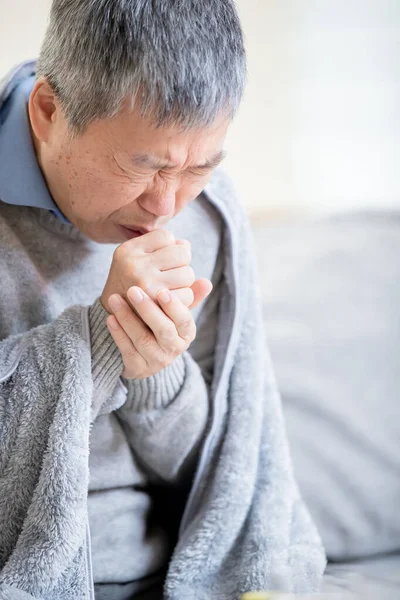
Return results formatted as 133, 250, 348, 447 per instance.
88, 232, 124, 244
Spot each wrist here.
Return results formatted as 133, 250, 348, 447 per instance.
122, 353, 186, 413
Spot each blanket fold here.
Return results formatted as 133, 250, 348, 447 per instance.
165, 179, 326, 598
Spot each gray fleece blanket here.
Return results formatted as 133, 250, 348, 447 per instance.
0, 84, 326, 597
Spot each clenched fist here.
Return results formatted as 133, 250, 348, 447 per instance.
100, 229, 210, 312
101, 228, 213, 380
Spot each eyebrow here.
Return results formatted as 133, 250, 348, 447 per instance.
131, 150, 227, 171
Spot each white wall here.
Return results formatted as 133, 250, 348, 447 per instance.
0, 0, 52, 72
1, 0, 399, 216
230, 0, 400, 215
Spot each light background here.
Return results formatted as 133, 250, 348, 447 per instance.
1, 0, 399, 216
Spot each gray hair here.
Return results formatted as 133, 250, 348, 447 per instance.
36, 0, 247, 133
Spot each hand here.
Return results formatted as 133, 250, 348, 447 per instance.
106, 285, 203, 379
101, 229, 211, 312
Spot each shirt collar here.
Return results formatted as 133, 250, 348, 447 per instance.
0, 74, 68, 222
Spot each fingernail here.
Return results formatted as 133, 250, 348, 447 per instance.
128, 287, 143, 303
158, 289, 171, 304
109, 295, 122, 311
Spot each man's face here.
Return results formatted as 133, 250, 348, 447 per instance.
29, 81, 229, 243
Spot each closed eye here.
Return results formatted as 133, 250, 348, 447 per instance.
186, 166, 214, 177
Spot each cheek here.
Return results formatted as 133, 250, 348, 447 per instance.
66, 163, 105, 213
66, 161, 145, 219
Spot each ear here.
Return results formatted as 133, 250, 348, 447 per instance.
28, 77, 60, 143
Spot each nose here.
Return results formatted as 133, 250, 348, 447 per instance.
138, 179, 177, 218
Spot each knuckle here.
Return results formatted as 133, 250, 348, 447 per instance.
152, 353, 171, 372
118, 302, 132, 324
113, 244, 139, 272
114, 308, 129, 325
186, 266, 196, 285
158, 229, 175, 246
180, 319, 196, 342
136, 331, 153, 349
113, 244, 126, 263
123, 347, 138, 364
179, 245, 192, 264
158, 322, 176, 341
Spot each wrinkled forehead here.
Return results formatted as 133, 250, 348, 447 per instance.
82, 106, 230, 170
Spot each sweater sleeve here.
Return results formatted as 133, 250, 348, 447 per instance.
88, 298, 125, 419
116, 351, 209, 484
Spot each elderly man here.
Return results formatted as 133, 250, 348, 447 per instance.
0, 1, 325, 599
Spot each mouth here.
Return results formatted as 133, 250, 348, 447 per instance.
117, 225, 150, 240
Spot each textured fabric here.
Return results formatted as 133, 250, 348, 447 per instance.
0, 63, 224, 594
0, 199, 219, 594
254, 213, 400, 561
163, 174, 326, 600
0, 191, 326, 599
87, 197, 224, 590
89, 299, 125, 416
0, 62, 326, 600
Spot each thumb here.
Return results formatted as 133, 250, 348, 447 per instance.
190, 278, 213, 310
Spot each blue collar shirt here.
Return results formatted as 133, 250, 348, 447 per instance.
0, 74, 68, 222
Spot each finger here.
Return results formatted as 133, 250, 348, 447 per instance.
175, 239, 190, 247
190, 278, 213, 310
109, 293, 168, 365
106, 314, 147, 376
173, 287, 194, 308
109, 293, 153, 344
161, 265, 195, 289
127, 286, 192, 350
151, 242, 191, 270
156, 289, 196, 342
123, 228, 175, 253
175, 238, 192, 254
